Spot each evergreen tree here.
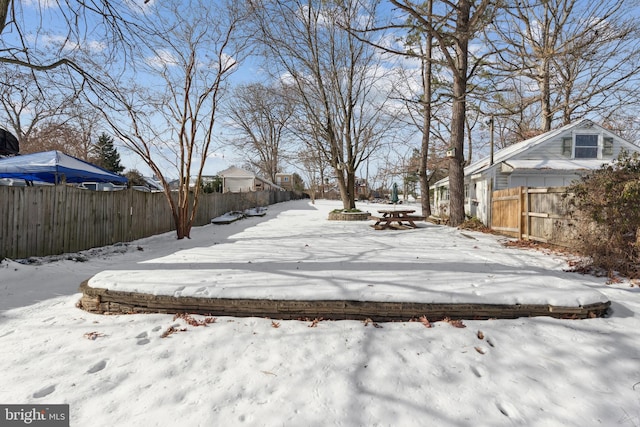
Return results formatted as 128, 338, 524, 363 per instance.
92, 133, 124, 173
292, 173, 305, 192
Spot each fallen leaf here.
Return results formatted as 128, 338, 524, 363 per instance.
308, 317, 323, 328
363, 318, 382, 328
443, 317, 466, 328
83, 331, 104, 340
419, 315, 432, 328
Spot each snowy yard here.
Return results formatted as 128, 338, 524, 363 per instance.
0, 199, 639, 426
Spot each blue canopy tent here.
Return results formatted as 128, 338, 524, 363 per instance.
0, 150, 128, 185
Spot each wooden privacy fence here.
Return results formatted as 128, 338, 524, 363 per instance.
0, 186, 293, 259
491, 186, 577, 246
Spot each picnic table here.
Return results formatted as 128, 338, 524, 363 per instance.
368, 209, 424, 230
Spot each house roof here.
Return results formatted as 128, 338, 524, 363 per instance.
466, 119, 589, 177
218, 166, 284, 190
502, 159, 609, 171
218, 166, 255, 178
434, 119, 637, 186
255, 176, 284, 190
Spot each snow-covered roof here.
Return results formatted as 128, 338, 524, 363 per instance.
434, 119, 636, 186
502, 159, 609, 171
465, 119, 590, 177
218, 166, 255, 177
255, 175, 283, 190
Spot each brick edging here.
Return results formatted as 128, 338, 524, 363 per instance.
78, 281, 610, 321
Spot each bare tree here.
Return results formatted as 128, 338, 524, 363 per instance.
490, 0, 640, 131
252, 0, 397, 210
600, 110, 640, 143
0, 0, 138, 74
390, 0, 498, 226
295, 148, 329, 203
22, 121, 91, 159
93, 0, 251, 239
0, 66, 78, 148
68, 107, 104, 161
227, 82, 294, 182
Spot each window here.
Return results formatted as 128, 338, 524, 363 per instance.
574, 134, 599, 158
603, 137, 614, 156
439, 187, 449, 201
562, 137, 572, 157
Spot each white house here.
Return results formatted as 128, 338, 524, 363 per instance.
432, 119, 640, 225
218, 166, 282, 193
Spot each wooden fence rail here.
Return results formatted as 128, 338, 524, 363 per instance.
491, 186, 578, 246
0, 186, 293, 259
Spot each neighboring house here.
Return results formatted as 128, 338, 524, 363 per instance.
355, 177, 368, 197
275, 173, 293, 191
218, 166, 282, 193
432, 119, 640, 225
143, 176, 164, 192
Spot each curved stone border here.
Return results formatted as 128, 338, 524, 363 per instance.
78, 281, 610, 321
327, 211, 371, 221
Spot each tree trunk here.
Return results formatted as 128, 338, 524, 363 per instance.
347, 170, 356, 208
336, 168, 350, 209
419, 0, 433, 218
448, 0, 470, 227
449, 79, 467, 227
540, 59, 553, 132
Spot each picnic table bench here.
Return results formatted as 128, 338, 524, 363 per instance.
369, 209, 425, 230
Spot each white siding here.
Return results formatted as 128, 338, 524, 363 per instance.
509, 173, 583, 188
495, 172, 509, 190
224, 177, 253, 193
517, 136, 565, 160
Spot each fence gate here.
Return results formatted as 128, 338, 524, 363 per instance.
491, 186, 575, 245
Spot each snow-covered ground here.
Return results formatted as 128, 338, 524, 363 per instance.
1, 199, 639, 426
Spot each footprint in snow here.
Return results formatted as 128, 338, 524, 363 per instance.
0, 330, 15, 338
496, 401, 522, 420
135, 331, 150, 345
33, 385, 56, 399
87, 360, 107, 374
470, 366, 484, 378
194, 287, 209, 295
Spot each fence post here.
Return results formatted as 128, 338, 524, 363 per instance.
521, 186, 530, 241
518, 187, 524, 240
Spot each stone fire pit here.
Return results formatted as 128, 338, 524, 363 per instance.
327, 210, 371, 221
